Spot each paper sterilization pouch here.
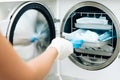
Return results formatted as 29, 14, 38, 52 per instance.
62, 29, 112, 48
62, 29, 99, 42
76, 17, 108, 25
75, 17, 112, 30
75, 23, 112, 30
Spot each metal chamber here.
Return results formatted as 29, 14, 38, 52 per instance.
61, 1, 120, 70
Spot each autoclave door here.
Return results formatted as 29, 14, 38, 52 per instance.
61, 1, 120, 70
6, 1, 56, 61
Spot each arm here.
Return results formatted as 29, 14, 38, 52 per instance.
27, 47, 58, 80
0, 32, 57, 80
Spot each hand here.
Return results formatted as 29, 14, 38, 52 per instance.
48, 37, 73, 60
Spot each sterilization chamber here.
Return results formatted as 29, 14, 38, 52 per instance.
59, 0, 120, 80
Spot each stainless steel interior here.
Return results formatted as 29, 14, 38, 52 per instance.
61, 1, 120, 70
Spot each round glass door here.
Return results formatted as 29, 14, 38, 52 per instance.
7, 2, 55, 61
